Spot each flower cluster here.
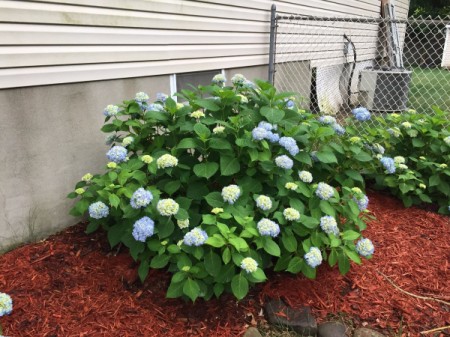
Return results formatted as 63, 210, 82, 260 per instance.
251, 122, 279, 143
315, 182, 334, 200
122, 136, 134, 147
211, 207, 224, 214
0, 292, 12, 316
183, 228, 208, 246
103, 104, 119, 117
240, 257, 258, 273
298, 171, 313, 183
82, 173, 93, 182
394, 156, 405, 165
222, 185, 241, 204
106, 146, 128, 163
380, 156, 396, 174
279, 137, 299, 156
156, 92, 168, 102
318, 115, 336, 125
130, 188, 153, 209
320, 215, 339, 236
332, 123, 346, 135
352, 107, 371, 121
213, 126, 225, 134
132, 216, 155, 242
304, 247, 323, 268
147, 103, 164, 112
257, 218, 280, 237
387, 127, 401, 138
141, 155, 153, 164
157, 198, 179, 216
88, 201, 109, 219
135, 92, 149, 102
256, 195, 272, 211
107, 162, 117, 169
190, 110, 205, 119
231, 74, 246, 86
275, 155, 293, 169
237, 94, 248, 103
353, 194, 369, 211
283, 208, 300, 221
401, 121, 412, 129
212, 73, 226, 86
285, 182, 298, 190
177, 219, 190, 229
157, 154, 178, 169
371, 143, 385, 154
356, 238, 375, 257
444, 136, 450, 145
75, 188, 85, 195
349, 136, 361, 144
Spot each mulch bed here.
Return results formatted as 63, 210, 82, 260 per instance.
0, 191, 449, 336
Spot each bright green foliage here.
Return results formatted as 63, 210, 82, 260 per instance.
69, 76, 375, 301
348, 107, 450, 213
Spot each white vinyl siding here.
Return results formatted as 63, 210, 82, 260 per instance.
0, 0, 409, 88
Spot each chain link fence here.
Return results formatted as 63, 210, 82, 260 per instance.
272, 14, 450, 128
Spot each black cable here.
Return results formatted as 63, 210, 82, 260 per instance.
343, 34, 357, 107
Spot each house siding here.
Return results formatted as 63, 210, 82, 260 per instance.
0, 0, 407, 88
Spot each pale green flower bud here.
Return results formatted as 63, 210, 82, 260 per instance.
75, 188, 85, 195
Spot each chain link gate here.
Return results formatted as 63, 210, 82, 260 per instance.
269, 6, 450, 128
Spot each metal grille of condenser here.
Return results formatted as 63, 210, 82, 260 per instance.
270, 11, 450, 127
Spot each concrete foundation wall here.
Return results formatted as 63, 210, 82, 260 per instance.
0, 75, 170, 251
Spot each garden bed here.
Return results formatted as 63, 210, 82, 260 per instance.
0, 190, 449, 336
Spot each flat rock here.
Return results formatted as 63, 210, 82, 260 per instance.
243, 327, 263, 337
265, 299, 317, 336
354, 328, 386, 337
318, 321, 346, 337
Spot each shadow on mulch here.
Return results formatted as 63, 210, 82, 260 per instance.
0, 191, 449, 337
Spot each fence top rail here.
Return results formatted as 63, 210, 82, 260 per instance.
275, 15, 450, 25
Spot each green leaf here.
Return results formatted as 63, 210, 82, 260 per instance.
412, 138, 425, 147
107, 224, 125, 247
163, 180, 181, 195
138, 260, 150, 282
222, 247, 231, 264
260, 106, 285, 124
206, 235, 226, 248
344, 248, 361, 265
194, 123, 211, 139
342, 230, 361, 241
101, 124, 117, 133
209, 138, 232, 150
231, 273, 249, 300
178, 137, 200, 149
71, 199, 90, 216
319, 200, 336, 216
183, 278, 201, 302
345, 170, 364, 183
85, 222, 99, 234
205, 192, 224, 207
316, 151, 337, 164
204, 251, 222, 277
194, 99, 220, 111
229, 237, 249, 252
281, 233, 298, 253
166, 279, 185, 298
300, 215, 319, 229
220, 155, 240, 176
429, 175, 440, 187
301, 263, 317, 279
165, 97, 177, 111
193, 162, 219, 179
354, 151, 372, 162
250, 268, 267, 282
338, 253, 350, 275
213, 283, 225, 298
157, 219, 175, 238
286, 256, 303, 274
328, 249, 338, 266
296, 152, 312, 165
150, 254, 171, 268
108, 194, 120, 208
263, 238, 281, 257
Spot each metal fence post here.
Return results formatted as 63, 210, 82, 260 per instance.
268, 4, 277, 84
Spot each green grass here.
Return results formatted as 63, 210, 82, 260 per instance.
408, 67, 450, 114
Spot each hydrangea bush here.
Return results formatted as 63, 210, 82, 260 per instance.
69, 75, 375, 301
0, 292, 12, 335
348, 108, 450, 213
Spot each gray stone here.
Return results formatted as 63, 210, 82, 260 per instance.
318, 321, 346, 337
243, 327, 263, 337
265, 299, 317, 336
354, 328, 386, 337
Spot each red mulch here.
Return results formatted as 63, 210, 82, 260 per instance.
0, 191, 449, 337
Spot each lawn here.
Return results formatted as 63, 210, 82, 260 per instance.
408, 67, 450, 115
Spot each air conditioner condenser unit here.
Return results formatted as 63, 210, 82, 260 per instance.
358, 68, 412, 112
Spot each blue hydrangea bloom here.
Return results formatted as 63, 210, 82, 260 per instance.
332, 123, 346, 135
266, 131, 280, 143
318, 115, 336, 125
258, 121, 275, 131
146, 103, 164, 112
0, 292, 13, 316
103, 104, 119, 117
372, 143, 385, 154
257, 218, 280, 237
156, 92, 168, 102
130, 188, 153, 209
88, 201, 109, 219
106, 146, 127, 163
356, 238, 375, 257
380, 156, 396, 174
320, 216, 339, 236
353, 194, 369, 211
315, 182, 335, 200
275, 155, 294, 169
252, 127, 268, 141
243, 79, 256, 89
352, 107, 371, 121
286, 99, 295, 109
304, 247, 323, 268
279, 137, 300, 156
183, 227, 208, 246
132, 216, 155, 242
